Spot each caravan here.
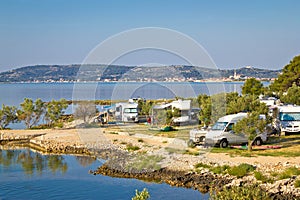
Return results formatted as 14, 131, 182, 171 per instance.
278, 105, 300, 135
115, 100, 139, 122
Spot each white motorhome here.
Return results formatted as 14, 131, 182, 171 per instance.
152, 99, 199, 125
115, 100, 139, 122
205, 113, 268, 148
278, 105, 300, 135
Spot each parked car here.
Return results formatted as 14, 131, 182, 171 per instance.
205, 113, 268, 148
187, 127, 208, 147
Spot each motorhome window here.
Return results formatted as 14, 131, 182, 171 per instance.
211, 122, 228, 130
279, 113, 300, 121
124, 108, 138, 113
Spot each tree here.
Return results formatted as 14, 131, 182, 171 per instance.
0, 104, 19, 129
233, 111, 267, 152
74, 101, 97, 124
19, 98, 45, 129
227, 95, 269, 118
242, 78, 263, 96
280, 82, 300, 105
197, 94, 212, 126
137, 99, 153, 116
45, 99, 68, 126
270, 55, 300, 92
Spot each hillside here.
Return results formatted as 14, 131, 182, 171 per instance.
0, 64, 281, 82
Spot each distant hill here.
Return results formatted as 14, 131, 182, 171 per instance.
0, 64, 281, 82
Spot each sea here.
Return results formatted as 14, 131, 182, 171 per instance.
0, 82, 251, 107
0, 148, 207, 200
0, 82, 269, 200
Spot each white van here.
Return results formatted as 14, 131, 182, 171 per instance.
205, 113, 268, 148
278, 105, 300, 135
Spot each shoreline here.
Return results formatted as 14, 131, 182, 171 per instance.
1, 128, 300, 198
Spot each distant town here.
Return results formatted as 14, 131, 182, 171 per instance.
0, 64, 281, 83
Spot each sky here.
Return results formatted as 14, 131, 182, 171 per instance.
0, 0, 300, 72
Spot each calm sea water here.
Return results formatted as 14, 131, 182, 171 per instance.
0, 82, 250, 107
0, 148, 207, 200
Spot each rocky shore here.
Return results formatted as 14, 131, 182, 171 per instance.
1, 128, 300, 199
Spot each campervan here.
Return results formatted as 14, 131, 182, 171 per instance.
278, 105, 300, 135
205, 113, 268, 148
115, 101, 139, 122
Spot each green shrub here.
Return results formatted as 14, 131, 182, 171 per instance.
254, 171, 273, 183
295, 179, 300, 188
211, 165, 230, 174
210, 184, 270, 200
126, 144, 140, 151
227, 163, 255, 178
132, 188, 150, 200
195, 163, 211, 169
278, 167, 300, 180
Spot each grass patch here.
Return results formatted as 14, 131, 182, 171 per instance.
295, 179, 300, 188
211, 165, 230, 174
277, 167, 300, 180
126, 155, 164, 171
126, 144, 140, 151
195, 162, 254, 177
227, 163, 255, 178
195, 163, 211, 169
162, 141, 168, 143
254, 171, 274, 183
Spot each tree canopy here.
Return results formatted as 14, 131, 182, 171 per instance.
241, 78, 264, 96
270, 55, 300, 92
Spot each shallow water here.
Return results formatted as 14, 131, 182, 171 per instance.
0, 148, 208, 200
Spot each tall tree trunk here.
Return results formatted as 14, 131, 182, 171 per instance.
248, 140, 253, 152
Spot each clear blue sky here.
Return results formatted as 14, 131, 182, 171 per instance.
0, 0, 299, 71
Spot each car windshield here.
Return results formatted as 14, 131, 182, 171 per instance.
211, 122, 228, 130
124, 108, 138, 113
279, 113, 300, 121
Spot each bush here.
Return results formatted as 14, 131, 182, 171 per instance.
295, 179, 300, 188
278, 167, 300, 180
126, 144, 140, 151
132, 188, 150, 200
210, 184, 270, 200
254, 171, 273, 183
195, 163, 210, 169
227, 163, 255, 178
211, 165, 230, 174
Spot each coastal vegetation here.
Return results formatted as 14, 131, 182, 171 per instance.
131, 188, 150, 200
209, 184, 270, 200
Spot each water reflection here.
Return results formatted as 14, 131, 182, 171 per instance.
0, 149, 68, 175
76, 156, 96, 167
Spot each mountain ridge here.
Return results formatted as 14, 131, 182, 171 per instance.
0, 64, 281, 82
